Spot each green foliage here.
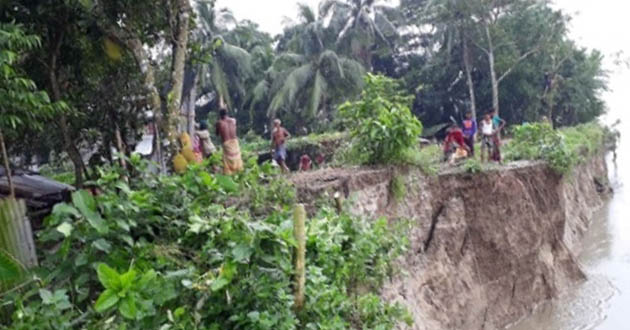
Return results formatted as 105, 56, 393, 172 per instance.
505, 122, 605, 174
397, 0, 606, 129
2, 156, 410, 329
505, 122, 575, 173
94, 264, 158, 320
560, 122, 605, 156
0, 249, 24, 291
244, 131, 346, 156
340, 74, 423, 165
400, 145, 441, 176
390, 175, 407, 202
462, 158, 482, 174
0, 23, 65, 135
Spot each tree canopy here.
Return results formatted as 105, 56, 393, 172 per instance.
0, 0, 607, 176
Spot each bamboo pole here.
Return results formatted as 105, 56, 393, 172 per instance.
293, 204, 306, 311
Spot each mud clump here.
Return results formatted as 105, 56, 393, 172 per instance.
291, 156, 608, 330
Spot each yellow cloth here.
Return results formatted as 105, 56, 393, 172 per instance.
449, 147, 469, 164
222, 139, 243, 175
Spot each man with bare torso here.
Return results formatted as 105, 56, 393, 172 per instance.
215, 108, 243, 174
271, 119, 291, 172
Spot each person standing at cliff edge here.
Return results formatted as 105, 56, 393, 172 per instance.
462, 110, 477, 157
491, 109, 506, 163
480, 113, 495, 163
271, 119, 291, 173
443, 123, 470, 164
215, 108, 243, 175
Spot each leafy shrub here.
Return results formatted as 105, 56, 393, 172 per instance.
505, 121, 607, 174
462, 159, 482, 174
390, 175, 407, 202
339, 74, 423, 165
505, 122, 577, 174
561, 122, 605, 156
2, 153, 410, 329
401, 145, 441, 175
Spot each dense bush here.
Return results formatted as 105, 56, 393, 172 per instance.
505, 122, 605, 174
1, 154, 410, 329
339, 74, 423, 165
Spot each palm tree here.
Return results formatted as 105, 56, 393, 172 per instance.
194, 1, 253, 110
319, 0, 399, 68
261, 4, 365, 129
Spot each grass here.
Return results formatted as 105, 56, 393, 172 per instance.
390, 175, 407, 202
242, 131, 347, 154
560, 122, 605, 156
401, 145, 441, 175
239, 122, 608, 176
503, 121, 607, 174
38, 164, 75, 185
462, 158, 483, 173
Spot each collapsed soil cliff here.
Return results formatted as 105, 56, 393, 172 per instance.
291, 155, 609, 330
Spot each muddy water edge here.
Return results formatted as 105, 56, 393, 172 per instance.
507, 150, 630, 329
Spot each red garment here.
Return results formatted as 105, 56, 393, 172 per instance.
192, 135, 202, 154
443, 128, 467, 152
300, 154, 312, 171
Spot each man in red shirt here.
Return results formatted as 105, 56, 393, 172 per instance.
443, 123, 470, 164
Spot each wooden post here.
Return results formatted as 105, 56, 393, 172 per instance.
114, 125, 129, 183
293, 204, 306, 311
0, 129, 14, 198
0, 198, 38, 269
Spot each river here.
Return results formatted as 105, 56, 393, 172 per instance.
507, 1, 630, 329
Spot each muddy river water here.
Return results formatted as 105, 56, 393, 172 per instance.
506, 2, 630, 328
508, 149, 630, 330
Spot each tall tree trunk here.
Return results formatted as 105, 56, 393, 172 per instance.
462, 34, 477, 120
95, 0, 166, 172
546, 82, 555, 128
48, 29, 86, 188
186, 71, 198, 137
126, 38, 166, 172
166, 0, 192, 153
114, 124, 129, 182
485, 25, 500, 115
0, 128, 14, 198
219, 95, 226, 110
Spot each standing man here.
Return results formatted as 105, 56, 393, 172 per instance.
271, 119, 291, 173
215, 108, 243, 175
480, 113, 494, 163
462, 110, 477, 157
491, 109, 506, 163
195, 121, 216, 159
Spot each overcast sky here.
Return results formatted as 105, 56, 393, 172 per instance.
216, 0, 628, 54
215, 0, 321, 36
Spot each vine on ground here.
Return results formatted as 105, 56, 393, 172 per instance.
2, 153, 411, 329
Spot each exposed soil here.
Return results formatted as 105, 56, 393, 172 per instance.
291, 156, 609, 330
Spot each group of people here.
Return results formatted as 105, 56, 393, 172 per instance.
443, 109, 506, 165
209, 107, 504, 175
211, 109, 317, 175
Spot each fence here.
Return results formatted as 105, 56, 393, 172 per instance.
0, 198, 38, 270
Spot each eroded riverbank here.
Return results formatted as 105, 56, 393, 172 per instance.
507, 151, 629, 330
293, 155, 609, 329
